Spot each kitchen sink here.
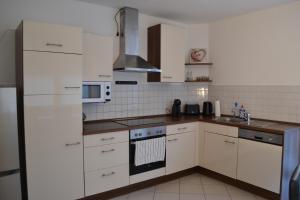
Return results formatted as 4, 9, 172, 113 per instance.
212, 117, 276, 128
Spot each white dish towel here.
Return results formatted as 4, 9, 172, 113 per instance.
135, 137, 166, 166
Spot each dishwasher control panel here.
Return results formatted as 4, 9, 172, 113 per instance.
239, 129, 283, 146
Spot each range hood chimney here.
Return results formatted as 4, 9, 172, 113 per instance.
113, 7, 161, 73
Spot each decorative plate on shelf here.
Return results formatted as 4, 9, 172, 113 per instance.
189, 48, 208, 63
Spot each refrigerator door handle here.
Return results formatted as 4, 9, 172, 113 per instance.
0, 169, 20, 178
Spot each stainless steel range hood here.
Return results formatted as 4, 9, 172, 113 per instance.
113, 7, 161, 73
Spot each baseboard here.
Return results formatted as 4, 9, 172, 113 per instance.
81, 166, 280, 200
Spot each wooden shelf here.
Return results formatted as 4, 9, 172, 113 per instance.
185, 63, 213, 66
185, 80, 213, 83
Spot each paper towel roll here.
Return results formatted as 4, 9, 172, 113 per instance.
215, 100, 221, 117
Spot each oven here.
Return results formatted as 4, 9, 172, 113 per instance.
82, 81, 111, 103
129, 126, 166, 176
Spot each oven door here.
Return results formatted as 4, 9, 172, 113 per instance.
82, 82, 105, 103
129, 135, 166, 176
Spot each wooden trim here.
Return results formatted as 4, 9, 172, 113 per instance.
198, 167, 280, 200
15, 21, 28, 200
147, 24, 161, 82
81, 167, 198, 200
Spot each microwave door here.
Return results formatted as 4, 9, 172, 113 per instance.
82, 84, 105, 103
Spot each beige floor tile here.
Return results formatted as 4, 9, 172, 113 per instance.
226, 185, 256, 198
155, 180, 179, 193
201, 175, 225, 185
203, 184, 228, 195
180, 174, 202, 185
154, 192, 179, 200
180, 193, 205, 200
128, 191, 154, 200
109, 194, 129, 200
205, 194, 231, 200
180, 184, 204, 194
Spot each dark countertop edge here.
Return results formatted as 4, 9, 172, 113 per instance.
83, 114, 300, 136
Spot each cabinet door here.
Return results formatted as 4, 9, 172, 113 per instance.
166, 132, 195, 174
204, 132, 238, 179
83, 33, 113, 81
237, 139, 282, 193
24, 95, 84, 200
23, 20, 82, 54
23, 51, 82, 95
161, 24, 185, 83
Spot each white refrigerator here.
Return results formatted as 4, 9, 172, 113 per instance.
0, 87, 22, 200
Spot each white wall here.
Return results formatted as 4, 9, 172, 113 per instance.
210, 1, 300, 86
0, 0, 209, 85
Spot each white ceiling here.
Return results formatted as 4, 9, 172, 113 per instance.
79, 0, 295, 23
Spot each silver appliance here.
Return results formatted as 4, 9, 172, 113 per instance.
113, 7, 161, 73
0, 87, 22, 200
82, 81, 111, 103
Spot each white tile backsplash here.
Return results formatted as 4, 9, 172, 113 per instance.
209, 85, 300, 123
83, 83, 208, 121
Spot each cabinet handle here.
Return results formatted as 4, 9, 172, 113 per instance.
101, 137, 115, 141
64, 86, 81, 89
101, 149, 115, 153
206, 131, 218, 135
65, 142, 81, 146
168, 138, 178, 142
163, 76, 172, 79
46, 43, 63, 47
224, 140, 235, 144
98, 75, 112, 78
102, 172, 115, 177
178, 127, 187, 131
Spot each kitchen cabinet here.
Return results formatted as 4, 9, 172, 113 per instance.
148, 24, 185, 83
16, 21, 84, 200
166, 131, 196, 174
24, 95, 84, 200
198, 122, 206, 167
237, 138, 282, 193
83, 33, 113, 82
204, 124, 238, 179
23, 20, 82, 54
23, 51, 82, 95
84, 131, 129, 196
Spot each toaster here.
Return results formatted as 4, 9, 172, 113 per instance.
184, 104, 200, 115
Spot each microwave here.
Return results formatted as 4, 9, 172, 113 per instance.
82, 81, 111, 103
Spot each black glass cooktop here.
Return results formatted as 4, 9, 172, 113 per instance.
115, 117, 166, 127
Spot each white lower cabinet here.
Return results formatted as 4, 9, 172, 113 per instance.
237, 138, 282, 193
204, 131, 238, 179
24, 95, 84, 200
85, 165, 129, 196
84, 131, 129, 196
166, 131, 196, 174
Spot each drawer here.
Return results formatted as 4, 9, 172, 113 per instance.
204, 123, 238, 138
84, 131, 129, 147
166, 122, 197, 135
23, 51, 82, 95
85, 165, 129, 196
23, 21, 82, 54
84, 142, 129, 172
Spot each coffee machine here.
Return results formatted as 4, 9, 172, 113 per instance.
172, 99, 182, 117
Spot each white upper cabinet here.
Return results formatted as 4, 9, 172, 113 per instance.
161, 24, 185, 82
23, 51, 82, 95
148, 24, 185, 83
83, 33, 113, 82
23, 20, 82, 54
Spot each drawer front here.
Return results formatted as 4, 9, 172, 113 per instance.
85, 165, 129, 196
204, 123, 238, 138
84, 131, 129, 147
23, 51, 82, 95
23, 21, 82, 54
84, 142, 129, 172
166, 122, 197, 135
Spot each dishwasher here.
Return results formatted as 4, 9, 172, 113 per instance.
237, 129, 283, 194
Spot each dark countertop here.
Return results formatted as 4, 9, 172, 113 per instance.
83, 115, 300, 136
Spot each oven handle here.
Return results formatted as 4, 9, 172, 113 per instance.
130, 135, 166, 142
